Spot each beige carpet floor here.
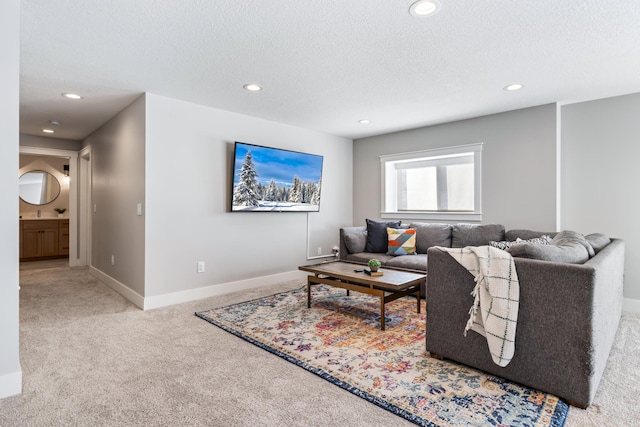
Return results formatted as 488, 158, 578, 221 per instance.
1, 260, 639, 426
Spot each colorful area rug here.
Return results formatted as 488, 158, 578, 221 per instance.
196, 285, 568, 426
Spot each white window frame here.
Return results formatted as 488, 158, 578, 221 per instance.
380, 143, 483, 221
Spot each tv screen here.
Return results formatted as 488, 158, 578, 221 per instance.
231, 142, 324, 212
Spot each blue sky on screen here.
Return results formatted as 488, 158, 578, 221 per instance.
234, 142, 323, 187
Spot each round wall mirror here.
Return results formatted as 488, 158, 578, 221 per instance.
19, 170, 61, 205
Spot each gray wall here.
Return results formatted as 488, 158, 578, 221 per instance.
84, 95, 146, 296
353, 104, 558, 231
144, 94, 353, 297
0, 0, 21, 399
562, 93, 640, 300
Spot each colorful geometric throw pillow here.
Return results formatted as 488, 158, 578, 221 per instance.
387, 227, 417, 256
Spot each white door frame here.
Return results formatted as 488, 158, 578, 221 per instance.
78, 146, 92, 267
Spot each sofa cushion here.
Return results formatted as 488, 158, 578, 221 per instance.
452, 224, 505, 248
489, 236, 552, 251
507, 230, 591, 263
343, 229, 367, 254
409, 222, 452, 253
387, 227, 417, 256
345, 252, 394, 265
385, 254, 428, 271
505, 229, 558, 241
585, 233, 611, 254
365, 219, 401, 253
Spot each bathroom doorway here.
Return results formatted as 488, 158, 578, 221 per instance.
19, 146, 90, 267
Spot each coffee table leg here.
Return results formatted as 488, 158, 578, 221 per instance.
307, 276, 312, 308
380, 296, 385, 330
417, 286, 421, 314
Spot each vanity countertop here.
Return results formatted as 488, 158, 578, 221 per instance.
20, 217, 67, 220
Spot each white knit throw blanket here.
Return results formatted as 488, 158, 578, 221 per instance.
438, 246, 519, 367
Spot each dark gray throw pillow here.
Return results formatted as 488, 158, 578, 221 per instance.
365, 219, 401, 253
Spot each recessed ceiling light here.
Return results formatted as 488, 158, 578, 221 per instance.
243, 84, 263, 92
409, 0, 441, 17
358, 119, 371, 124
42, 129, 54, 134
49, 120, 61, 126
504, 84, 524, 91
62, 93, 83, 99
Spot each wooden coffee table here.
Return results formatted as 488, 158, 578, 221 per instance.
298, 261, 425, 330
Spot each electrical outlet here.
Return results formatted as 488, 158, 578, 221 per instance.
197, 261, 205, 273
317, 247, 322, 255
111, 255, 115, 266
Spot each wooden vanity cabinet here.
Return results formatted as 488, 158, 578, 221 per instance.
20, 219, 69, 261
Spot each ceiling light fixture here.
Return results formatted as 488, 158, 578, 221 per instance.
42, 129, 54, 134
61, 93, 83, 99
409, 0, 441, 17
49, 120, 61, 126
243, 84, 263, 92
504, 84, 524, 91
358, 119, 371, 124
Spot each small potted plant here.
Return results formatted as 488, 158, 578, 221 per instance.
368, 258, 382, 272
54, 208, 66, 218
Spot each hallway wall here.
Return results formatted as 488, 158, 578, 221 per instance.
0, 0, 22, 399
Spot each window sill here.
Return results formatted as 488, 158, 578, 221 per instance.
381, 211, 483, 222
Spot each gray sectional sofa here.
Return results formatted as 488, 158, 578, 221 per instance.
339, 220, 625, 408
339, 221, 516, 296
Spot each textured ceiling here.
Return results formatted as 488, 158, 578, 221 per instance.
19, 0, 640, 141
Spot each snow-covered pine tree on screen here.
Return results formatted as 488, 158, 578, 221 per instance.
230, 142, 323, 212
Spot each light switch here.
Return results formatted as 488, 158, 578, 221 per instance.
137, 203, 142, 216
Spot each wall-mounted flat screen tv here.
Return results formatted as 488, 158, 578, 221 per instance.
231, 142, 323, 212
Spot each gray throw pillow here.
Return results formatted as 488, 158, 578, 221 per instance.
552, 230, 595, 258
452, 224, 505, 248
343, 230, 367, 254
585, 233, 611, 254
365, 219, 401, 253
409, 222, 452, 253
508, 230, 591, 263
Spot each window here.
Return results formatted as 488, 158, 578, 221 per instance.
380, 143, 482, 221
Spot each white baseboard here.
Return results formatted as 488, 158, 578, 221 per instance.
89, 266, 307, 311
143, 270, 308, 310
623, 297, 640, 315
0, 370, 22, 399
89, 267, 145, 309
